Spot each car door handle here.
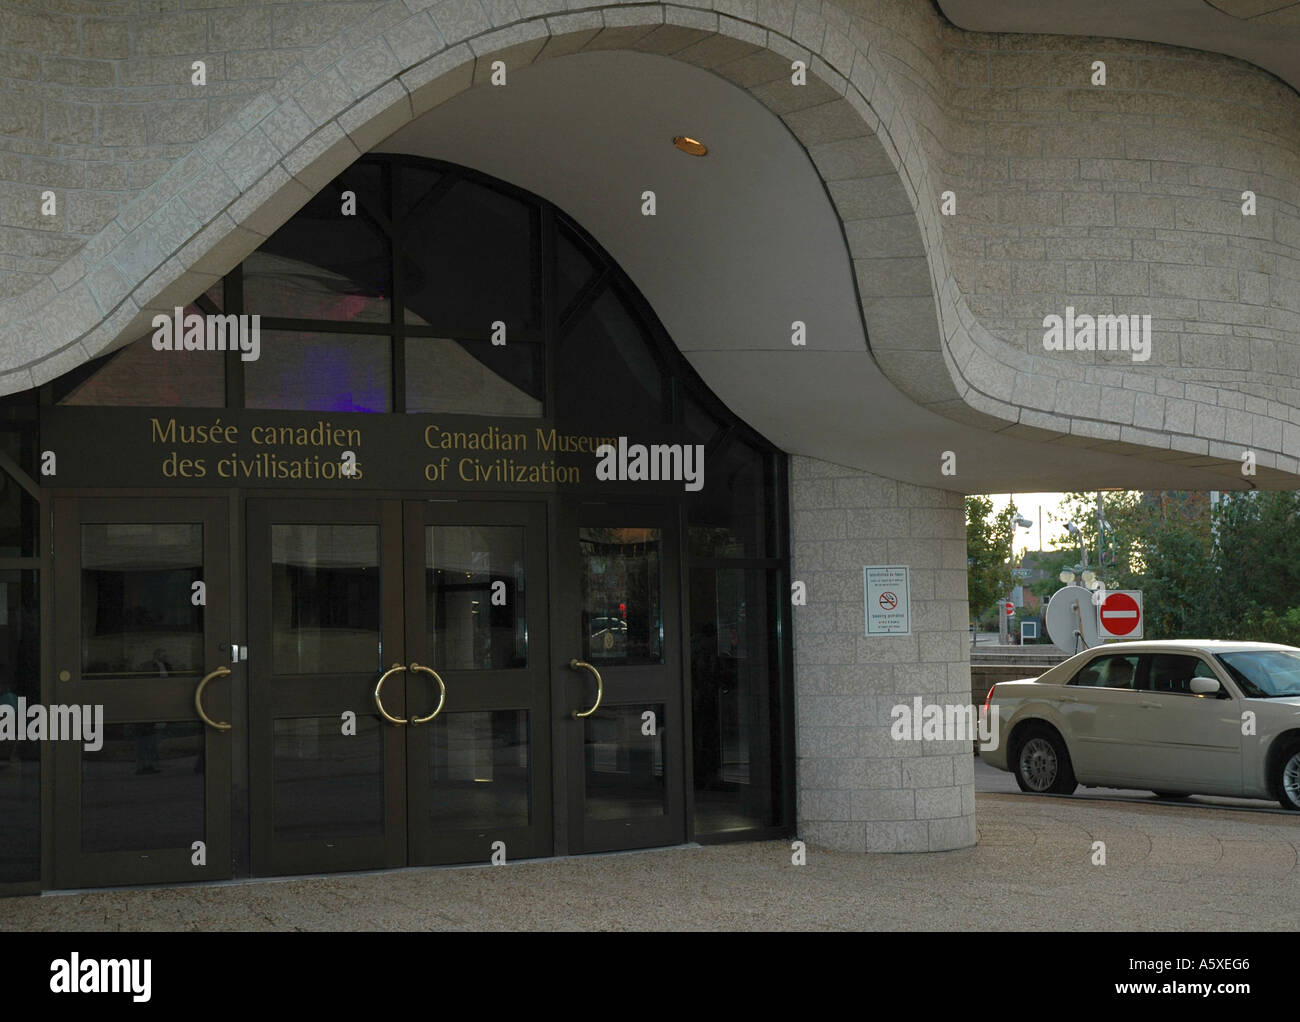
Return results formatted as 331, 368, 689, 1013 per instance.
1061, 693, 1078, 703
1139, 700, 1161, 708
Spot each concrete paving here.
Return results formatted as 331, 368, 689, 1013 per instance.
4, 792, 1298, 931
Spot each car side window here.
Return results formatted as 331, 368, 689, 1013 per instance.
1147, 654, 1206, 695
1070, 654, 1139, 689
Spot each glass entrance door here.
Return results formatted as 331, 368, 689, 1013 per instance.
558, 501, 685, 853
51, 497, 232, 888
402, 501, 551, 865
247, 499, 406, 876
247, 498, 551, 875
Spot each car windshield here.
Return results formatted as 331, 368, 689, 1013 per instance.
1214, 650, 1300, 698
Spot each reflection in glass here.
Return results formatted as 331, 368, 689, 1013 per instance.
58, 312, 226, 408
0, 571, 40, 881
426, 526, 526, 670
82, 721, 205, 853
688, 440, 773, 558
0, 436, 38, 557
80, 524, 203, 679
584, 704, 666, 820
557, 289, 664, 429
405, 338, 542, 416
271, 525, 379, 675
401, 178, 538, 331
690, 568, 780, 834
580, 528, 661, 665
274, 716, 383, 840
243, 177, 390, 323
556, 225, 597, 316
244, 331, 390, 413
428, 710, 530, 829
696, 561, 774, 832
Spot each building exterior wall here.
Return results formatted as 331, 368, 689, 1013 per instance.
1, 0, 1298, 478
791, 455, 974, 852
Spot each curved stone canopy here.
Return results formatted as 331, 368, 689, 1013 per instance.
1, 0, 1297, 491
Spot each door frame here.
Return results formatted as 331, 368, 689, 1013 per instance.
554, 496, 687, 855
51, 496, 233, 889
403, 498, 553, 866
245, 497, 407, 876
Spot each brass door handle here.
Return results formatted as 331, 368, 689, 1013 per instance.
570, 659, 603, 719
374, 663, 409, 725
408, 663, 446, 726
195, 666, 232, 732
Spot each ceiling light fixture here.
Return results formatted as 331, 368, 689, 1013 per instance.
673, 136, 707, 156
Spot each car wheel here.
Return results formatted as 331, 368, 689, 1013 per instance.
1012, 725, 1077, 796
1274, 742, 1300, 812
1152, 792, 1190, 800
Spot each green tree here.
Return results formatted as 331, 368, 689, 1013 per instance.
965, 496, 1016, 622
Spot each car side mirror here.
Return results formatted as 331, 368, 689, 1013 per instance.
1190, 677, 1220, 696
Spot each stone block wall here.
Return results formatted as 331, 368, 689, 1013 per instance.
790, 454, 975, 852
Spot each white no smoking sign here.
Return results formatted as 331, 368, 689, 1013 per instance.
865, 565, 910, 636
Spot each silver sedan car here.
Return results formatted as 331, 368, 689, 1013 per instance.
982, 640, 1300, 810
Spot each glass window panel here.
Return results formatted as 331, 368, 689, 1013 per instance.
80, 524, 203, 679
58, 313, 227, 408
557, 288, 664, 430
401, 178, 538, 332
203, 278, 223, 310
428, 710, 530, 829
243, 182, 391, 323
398, 165, 443, 222
688, 439, 774, 558
426, 526, 527, 670
274, 715, 383, 840
271, 524, 380, 675
680, 388, 722, 447
584, 703, 667, 820
81, 720, 205, 852
0, 434, 37, 557
244, 331, 390, 412
691, 567, 781, 834
405, 338, 543, 416
580, 527, 662, 665
556, 224, 597, 316
0, 570, 40, 881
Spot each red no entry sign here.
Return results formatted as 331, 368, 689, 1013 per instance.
1098, 591, 1142, 637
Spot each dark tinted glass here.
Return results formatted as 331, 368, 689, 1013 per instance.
558, 288, 664, 430
1148, 654, 1213, 695
0, 437, 37, 557
691, 567, 781, 834
402, 178, 538, 332
0, 571, 40, 881
244, 176, 390, 324
688, 439, 773, 558
58, 313, 226, 408
425, 525, 528, 670
274, 715, 384, 840
584, 703, 667, 821
244, 331, 390, 412
580, 527, 662, 666
1070, 654, 1140, 689
82, 721, 205, 852
428, 710, 530, 829
556, 224, 597, 316
405, 337, 543, 416
80, 524, 203, 679
271, 524, 380, 675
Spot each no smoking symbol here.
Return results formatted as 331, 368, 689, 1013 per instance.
878, 591, 898, 610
